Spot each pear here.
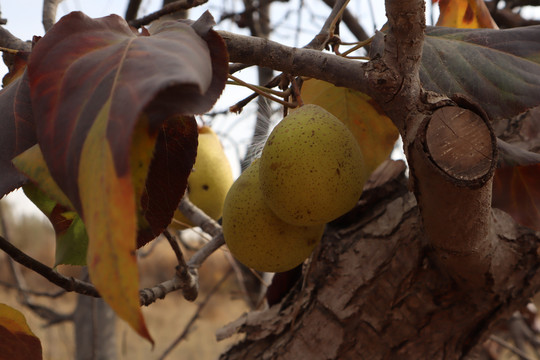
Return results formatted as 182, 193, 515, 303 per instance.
222, 159, 324, 273
259, 104, 366, 226
170, 126, 234, 229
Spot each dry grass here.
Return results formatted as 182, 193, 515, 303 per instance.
0, 208, 250, 360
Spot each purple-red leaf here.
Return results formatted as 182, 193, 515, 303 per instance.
0, 71, 36, 197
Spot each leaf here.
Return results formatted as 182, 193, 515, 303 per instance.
78, 97, 152, 342
22, 183, 88, 266
497, 139, 540, 168
301, 79, 399, 175
370, 26, 540, 121
137, 115, 198, 247
12, 144, 74, 210
0, 71, 36, 198
437, 0, 497, 29
492, 163, 540, 231
2, 50, 30, 87
0, 303, 42, 360
23, 11, 226, 342
13, 146, 89, 266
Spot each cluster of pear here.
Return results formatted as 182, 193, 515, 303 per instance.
223, 104, 367, 272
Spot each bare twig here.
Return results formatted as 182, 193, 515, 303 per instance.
321, 0, 369, 41
228, 74, 296, 108
220, 31, 369, 95
489, 334, 535, 360
0, 235, 100, 297
125, 0, 143, 22
128, 0, 208, 28
42, 0, 63, 32
187, 233, 225, 269
1, 210, 73, 326
0, 280, 66, 298
157, 268, 232, 360
227, 0, 356, 114
178, 195, 222, 238
305, 0, 350, 50
164, 229, 199, 301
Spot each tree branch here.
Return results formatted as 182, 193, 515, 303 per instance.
0, 27, 31, 52
42, 0, 63, 32
0, 235, 100, 297
220, 30, 370, 94
128, 0, 208, 28
321, 0, 369, 42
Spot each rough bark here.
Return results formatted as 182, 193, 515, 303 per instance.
218, 160, 540, 359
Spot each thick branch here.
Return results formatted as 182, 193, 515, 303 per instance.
220, 31, 370, 94
364, 0, 426, 134
0, 27, 31, 52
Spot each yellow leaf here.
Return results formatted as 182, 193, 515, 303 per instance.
12, 144, 74, 211
79, 99, 153, 344
0, 303, 42, 360
301, 79, 399, 175
436, 0, 498, 29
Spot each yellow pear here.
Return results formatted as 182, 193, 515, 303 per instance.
222, 159, 324, 272
259, 104, 366, 226
170, 126, 234, 229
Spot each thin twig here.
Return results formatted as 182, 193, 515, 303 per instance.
0, 235, 100, 297
164, 229, 199, 301
187, 233, 225, 269
224, 0, 361, 113
128, 0, 208, 28
228, 74, 297, 109
0, 279, 66, 298
305, 0, 350, 50
178, 195, 222, 238
489, 334, 535, 360
157, 268, 233, 360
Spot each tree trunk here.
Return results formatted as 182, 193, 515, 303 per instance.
74, 268, 117, 360
218, 159, 540, 359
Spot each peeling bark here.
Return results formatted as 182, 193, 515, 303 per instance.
218, 161, 540, 360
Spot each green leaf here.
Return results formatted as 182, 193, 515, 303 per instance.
371, 26, 540, 120
22, 183, 88, 266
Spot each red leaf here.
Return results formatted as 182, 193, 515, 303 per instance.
492, 164, 540, 231
0, 304, 42, 360
138, 115, 198, 247
0, 71, 36, 197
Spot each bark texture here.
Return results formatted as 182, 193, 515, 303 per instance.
218, 160, 540, 359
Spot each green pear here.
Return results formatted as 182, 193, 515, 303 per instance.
259, 104, 366, 226
222, 159, 324, 272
